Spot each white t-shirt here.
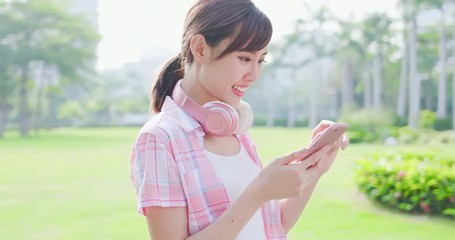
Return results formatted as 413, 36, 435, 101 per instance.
205, 144, 267, 240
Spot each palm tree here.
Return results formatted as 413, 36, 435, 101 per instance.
260, 43, 282, 127
402, 0, 425, 128
397, 1, 411, 118
425, 0, 448, 118
336, 17, 363, 108
268, 27, 309, 128
452, 0, 455, 130
361, 13, 394, 108
299, 2, 335, 127
363, 62, 373, 108
408, 9, 420, 128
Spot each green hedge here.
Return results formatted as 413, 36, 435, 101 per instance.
354, 152, 455, 218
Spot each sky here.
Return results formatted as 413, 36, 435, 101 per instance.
96, 0, 399, 71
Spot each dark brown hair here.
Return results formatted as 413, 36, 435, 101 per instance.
151, 0, 273, 112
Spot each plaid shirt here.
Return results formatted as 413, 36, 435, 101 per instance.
130, 96, 286, 239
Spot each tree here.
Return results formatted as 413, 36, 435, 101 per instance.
264, 22, 312, 128
0, 0, 99, 136
361, 12, 394, 108
397, 1, 411, 118
297, 2, 336, 127
452, 0, 455, 130
0, 45, 15, 137
403, 0, 426, 128
335, 17, 363, 108
421, 0, 448, 118
417, 29, 439, 110
0, 2, 17, 137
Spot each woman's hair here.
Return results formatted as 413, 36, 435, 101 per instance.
151, 0, 273, 112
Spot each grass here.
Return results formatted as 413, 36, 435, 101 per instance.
0, 127, 454, 240
251, 128, 455, 240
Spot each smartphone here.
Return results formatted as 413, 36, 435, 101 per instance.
301, 123, 349, 160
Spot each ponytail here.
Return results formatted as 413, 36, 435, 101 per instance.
151, 55, 184, 112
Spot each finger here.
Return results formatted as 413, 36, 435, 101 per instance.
277, 147, 308, 166
296, 145, 330, 169
334, 136, 343, 147
312, 120, 334, 137
327, 137, 344, 154
311, 131, 324, 141
341, 135, 350, 150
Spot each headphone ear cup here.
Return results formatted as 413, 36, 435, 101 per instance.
203, 101, 239, 137
235, 101, 253, 135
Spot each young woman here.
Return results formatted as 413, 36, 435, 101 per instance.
130, 0, 349, 239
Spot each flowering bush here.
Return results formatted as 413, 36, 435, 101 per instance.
354, 152, 455, 218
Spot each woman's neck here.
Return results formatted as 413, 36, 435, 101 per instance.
204, 134, 240, 156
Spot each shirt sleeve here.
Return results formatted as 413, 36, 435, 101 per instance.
130, 132, 187, 215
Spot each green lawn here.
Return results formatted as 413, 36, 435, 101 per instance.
0, 127, 454, 240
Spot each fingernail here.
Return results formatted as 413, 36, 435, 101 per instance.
341, 143, 348, 150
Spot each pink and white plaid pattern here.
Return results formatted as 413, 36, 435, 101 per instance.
130, 96, 286, 239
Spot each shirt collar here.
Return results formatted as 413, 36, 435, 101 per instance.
162, 96, 205, 135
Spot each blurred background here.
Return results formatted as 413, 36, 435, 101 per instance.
0, 0, 454, 137
1, 0, 454, 239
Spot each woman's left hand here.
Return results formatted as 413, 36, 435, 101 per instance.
309, 120, 349, 174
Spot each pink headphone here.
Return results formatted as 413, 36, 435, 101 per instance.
172, 80, 253, 137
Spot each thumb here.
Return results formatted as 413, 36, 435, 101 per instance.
276, 148, 308, 166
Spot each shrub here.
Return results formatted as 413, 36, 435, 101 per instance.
396, 126, 422, 144
339, 106, 394, 143
253, 115, 268, 127
396, 127, 455, 145
354, 152, 455, 218
58, 101, 86, 126
438, 131, 455, 144
434, 117, 453, 131
253, 115, 308, 128
418, 110, 437, 129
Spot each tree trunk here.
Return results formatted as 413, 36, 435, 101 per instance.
452, 69, 455, 131
437, 7, 447, 118
308, 59, 319, 128
424, 74, 433, 110
287, 69, 297, 128
397, 37, 408, 117
266, 74, 276, 127
19, 65, 30, 137
364, 63, 372, 108
453, 0, 455, 131
373, 48, 382, 107
0, 98, 8, 138
342, 59, 354, 107
329, 87, 337, 118
408, 16, 420, 128
266, 97, 275, 127
33, 63, 46, 133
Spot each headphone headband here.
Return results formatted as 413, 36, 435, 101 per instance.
172, 80, 240, 137
172, 80, 209, 124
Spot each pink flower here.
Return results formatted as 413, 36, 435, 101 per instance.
420, 203, 430, 213
396, 171, 406, 180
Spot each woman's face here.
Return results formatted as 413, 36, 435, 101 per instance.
196, 38, 268, 107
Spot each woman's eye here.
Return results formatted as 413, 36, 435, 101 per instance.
239, 57, 251, 62
259, 59, 267, 64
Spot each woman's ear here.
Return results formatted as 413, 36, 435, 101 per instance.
190, 34, 210, 64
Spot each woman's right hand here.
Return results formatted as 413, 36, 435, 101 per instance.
249, 145, 332, 202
